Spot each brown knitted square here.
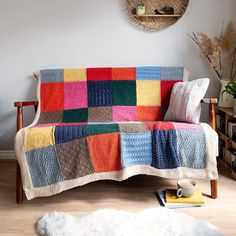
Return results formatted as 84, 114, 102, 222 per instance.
88, 107, 112, 122
55, 138, 94, 180
118, 122, 149, 133
37, 111, 63, 124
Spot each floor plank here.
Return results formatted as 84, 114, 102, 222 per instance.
0, 160, 235, 235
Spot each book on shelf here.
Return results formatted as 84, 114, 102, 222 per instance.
216, 114, 225, 133
227, 122, 236, 141
156, 188, 205, 209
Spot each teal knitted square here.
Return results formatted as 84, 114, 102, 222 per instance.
62, 108, 88, 122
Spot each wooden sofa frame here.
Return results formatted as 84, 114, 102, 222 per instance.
14, 98, 218, 203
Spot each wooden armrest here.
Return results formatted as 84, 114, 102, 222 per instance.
14, 101, 38, 107
201, 98, 218, 104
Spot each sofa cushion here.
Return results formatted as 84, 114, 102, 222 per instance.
37, 67, 189, 123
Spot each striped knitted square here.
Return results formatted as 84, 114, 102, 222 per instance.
54, 125, 87, 144
120, 132, 152, 168
88, 81, 112, 107
136, 67, 161, 80
26, 145, 64, 187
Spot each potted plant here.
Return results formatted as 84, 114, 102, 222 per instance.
136, 2, 146, 15
222, 80, 236, 111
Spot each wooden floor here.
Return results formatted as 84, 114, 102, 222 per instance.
0, 160, 235, 235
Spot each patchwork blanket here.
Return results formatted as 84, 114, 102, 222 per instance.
15, 67, 218, 200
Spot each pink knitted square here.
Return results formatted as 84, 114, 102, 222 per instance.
112, 106, 137, 121
173, 122, 202, 130
64, 82, 87, 110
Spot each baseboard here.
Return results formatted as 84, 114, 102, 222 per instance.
0, 150, 15, 160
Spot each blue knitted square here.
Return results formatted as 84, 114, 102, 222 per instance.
40, 69, 64, 83
88, 81, 112, 107
160, 67, 184, 81
54, 125, 87, 144
26, 145, 64, 187
136, 67, 161, 80
176, 129, 206, 168
152, 129, 180, 169
121, 132, 152, 168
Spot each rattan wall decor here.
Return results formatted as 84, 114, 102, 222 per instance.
125, 0, 190, 31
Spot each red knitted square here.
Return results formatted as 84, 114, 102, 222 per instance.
161, 80, 181, 107
88, 133, 121, 172
40, 83, 64, 111
137, 106, 162, 121
87, 68, 112, 81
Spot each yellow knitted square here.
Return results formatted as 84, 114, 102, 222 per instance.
64, 68, 87, 82
24, 127, 55, 151
136, 80, 160, 106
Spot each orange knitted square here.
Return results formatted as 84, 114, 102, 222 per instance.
137, 106, 162, 121
88, 133, 121, 172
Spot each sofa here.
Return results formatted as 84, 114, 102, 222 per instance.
14, 66, 218, 203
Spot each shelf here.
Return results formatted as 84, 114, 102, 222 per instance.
217, 131, 236, 149
133, 14, 181, 18
218, 158, 236, 180
216, 107, 236, 119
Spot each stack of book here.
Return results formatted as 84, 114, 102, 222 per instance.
156, 188, 205, 209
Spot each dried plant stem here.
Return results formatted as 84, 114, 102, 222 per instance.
230, 48, 236, 80
188, 32, 222, 79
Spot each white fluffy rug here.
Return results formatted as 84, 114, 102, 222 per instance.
37, 208, 224, 236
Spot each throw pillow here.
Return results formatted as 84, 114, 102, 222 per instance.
164, 78, 210, 124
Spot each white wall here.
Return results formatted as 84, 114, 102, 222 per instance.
0, 0, 236, 150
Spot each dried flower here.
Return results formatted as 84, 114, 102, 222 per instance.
188, 21, 236, 80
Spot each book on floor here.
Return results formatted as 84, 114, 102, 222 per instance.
156, 189, 205, 209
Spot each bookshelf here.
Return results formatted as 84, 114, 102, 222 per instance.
216, 107, 236, 180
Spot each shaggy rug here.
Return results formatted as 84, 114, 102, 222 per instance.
37, 208, 224, 236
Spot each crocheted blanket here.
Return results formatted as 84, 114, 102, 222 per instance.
15, 67, 218, 199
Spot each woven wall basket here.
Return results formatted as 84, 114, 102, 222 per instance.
125, 0, 190, 31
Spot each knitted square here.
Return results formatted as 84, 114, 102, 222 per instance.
154, 121, 175, 131
40, 69, 64, 83
88, 81, 112, 107
136, 67, 161, 80
26, 145, 64, 187
112, 68, 136, 80
112, 106, 137, 121
62, 108, 88, 122
137, 106, 162, 121
55, 138, 94, 180
64, 82, 88, 110
161, 80, 181, 107
86, 123, 119, 136
40, 82, 64, 111
64, 68, 86, 82
118, 122, 149, 132
120, 132, 152, 168
112, 81, 136, 106
87, 68, 112, 81
37, 111, 63, 124
160, 67, 184, 80
176, 129, 206, 168
88, 107, 112, 122
136, 80, 160, 106
54, 125, 87, 144
152, 129, 180, 169
88, 133, 121, 172
24, 127, 55, 151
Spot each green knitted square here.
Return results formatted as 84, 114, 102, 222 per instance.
62, 108, 88, 122
112, 81, 136, 106
86, 124, 119, 136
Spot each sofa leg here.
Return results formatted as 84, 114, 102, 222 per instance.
210, 180, 218, 199
16, 162, 23, 204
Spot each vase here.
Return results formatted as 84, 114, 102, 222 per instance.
136, 6, 145, 15
218, 80, 234, 108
